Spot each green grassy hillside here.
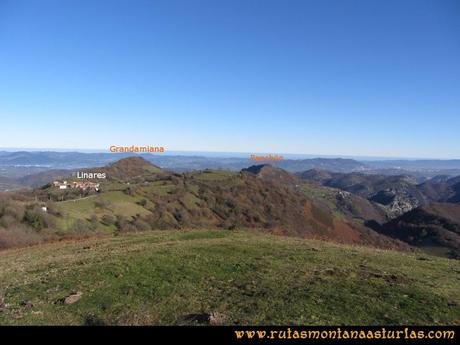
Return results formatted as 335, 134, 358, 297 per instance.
4, 158, 406, 251
0, 229, 458, 325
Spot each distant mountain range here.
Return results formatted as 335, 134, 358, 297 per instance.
2, 151, 460, 192
0, 150, 367, 171
1, 150, 460, 172
298, 169, 460, 218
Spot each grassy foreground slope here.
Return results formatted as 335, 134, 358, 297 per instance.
0, 230, 458, 325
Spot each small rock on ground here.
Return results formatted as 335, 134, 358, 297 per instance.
61, 291, 83, 305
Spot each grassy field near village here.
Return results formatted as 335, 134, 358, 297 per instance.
0, 229, 458, 325
59, 191, 150, 220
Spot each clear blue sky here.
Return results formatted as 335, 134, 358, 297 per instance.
1, 0, 459, 158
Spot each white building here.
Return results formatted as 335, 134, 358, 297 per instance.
54, 180, 69, 189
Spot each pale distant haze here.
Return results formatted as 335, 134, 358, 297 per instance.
0, 0, 459, 158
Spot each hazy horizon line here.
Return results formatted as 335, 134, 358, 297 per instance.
0, 147, 459, 161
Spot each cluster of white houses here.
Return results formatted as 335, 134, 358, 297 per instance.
53, 180, 100, 191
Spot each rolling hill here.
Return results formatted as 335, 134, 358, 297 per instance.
297, 169, 427, 218
299, 183, 389, 225
377, 203, 460, 259
242, 164, 301, 187
418, 176, 460, 203
0, 157, 408, 252
243, 165, 389, 224
16, 169, 72, 188
95, 156, 165, 179
5, 157, 460, 258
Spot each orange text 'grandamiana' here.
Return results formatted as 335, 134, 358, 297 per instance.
109, 145, 165, 153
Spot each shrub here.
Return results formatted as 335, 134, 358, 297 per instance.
173, 209, 190, 225
23, 209, 48, 230
95, 199, 112, 209
144, 213, 175, 230
116, 222, 137, 234
0, 226, 42, 250
133, 218, 150, 231
45, 202, 63, 217
101, 214, 116, 226
137, 199, 148, 207
115, 215, 128, 230
90, 215, 99, 230
4, 204, 24, 221
0, 215, 17, 228
69, 219, 92, 235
